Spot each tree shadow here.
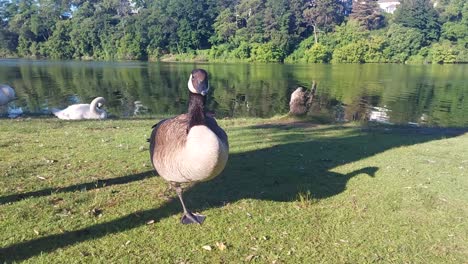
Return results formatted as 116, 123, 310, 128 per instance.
1, 125, 466, 261
0, 171, 155, 205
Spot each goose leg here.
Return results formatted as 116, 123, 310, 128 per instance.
172, 183, 206, 225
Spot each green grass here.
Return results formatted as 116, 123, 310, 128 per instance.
0, 117, 467, 263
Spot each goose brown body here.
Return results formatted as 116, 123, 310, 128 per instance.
148, 69, 229, 224
150, 113, 228, 183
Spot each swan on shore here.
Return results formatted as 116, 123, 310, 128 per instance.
52, 97, 107, 120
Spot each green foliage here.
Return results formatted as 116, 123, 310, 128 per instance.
0, 0, 467, 63
304, 43, 331, 63
302, 0, 345, 33
211, 8, 237, 45
208, 44, 232, 61
383, 24, 424, 63
231, 41, 251, 60
250, 42, 284, 62
441, 21, 468, 41
284, 35, 316, 63
364, 36, 387, 63
332, 40, 368, 63
44, 20, 74, 59
117, 32, 144, 60
329, 21, 369, 48
394, 0, 440, 44
429, 41, 457, 63
350, 0, 385, 30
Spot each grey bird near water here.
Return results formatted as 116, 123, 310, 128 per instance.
0, 84, 16, 106
149, 69, 229, 224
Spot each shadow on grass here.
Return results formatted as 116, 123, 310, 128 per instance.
0, 171, 155, 205
1, 125, 466, 262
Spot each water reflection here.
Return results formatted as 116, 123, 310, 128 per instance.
0, 59, 466, 127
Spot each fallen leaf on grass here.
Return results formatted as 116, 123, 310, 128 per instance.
202, 245, 212, 251
216, 242, 227, 251
245, 254, 257, 262
36, 175, 46, 180
146, 220, 155, 225
33, 229, 39, 235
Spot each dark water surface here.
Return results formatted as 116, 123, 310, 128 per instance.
0, 59, 467, 127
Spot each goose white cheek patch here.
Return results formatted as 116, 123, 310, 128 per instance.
188, 75, 197, 94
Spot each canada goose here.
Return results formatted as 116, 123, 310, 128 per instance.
149, 69, 229, 224
289, 82, 316, 116
51, 97, 107, 120
0, 84, 16, 106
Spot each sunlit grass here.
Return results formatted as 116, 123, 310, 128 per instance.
0, 117, 467, 263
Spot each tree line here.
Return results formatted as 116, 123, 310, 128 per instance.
0, 0, 467, 63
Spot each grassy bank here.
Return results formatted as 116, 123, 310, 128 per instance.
0, 117, 467, 263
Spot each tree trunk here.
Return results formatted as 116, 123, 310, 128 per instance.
313, 25, 318, 44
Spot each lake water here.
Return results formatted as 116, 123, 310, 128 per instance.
0, 59, 467, 127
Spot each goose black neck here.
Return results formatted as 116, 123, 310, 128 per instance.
188, 92, 206, 130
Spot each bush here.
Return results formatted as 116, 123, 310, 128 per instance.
364, 36, 386, 63
383, 24, 424, 63
304, 43, 331, 63
284, 36, 316, 63
231, 42, 251, 60
250, 42, 284, 62
147, 47, 162, 61
117, 33, 144, 60
429, 42, 457, 64
208, 44, 231, 60
331, 40, 368, 63
441, 21, 468, 42
454, 42, 468, 62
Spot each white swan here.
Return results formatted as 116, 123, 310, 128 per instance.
52, 97, 107, 120
0, 84, 16, 106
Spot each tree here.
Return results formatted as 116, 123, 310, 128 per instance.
383, 24, 424, 63
394, 0, 440, 45
45, 20, 74, 59
303, 0, 344, 44
263, 0, 291, 51
0, 0, 19, 53
429, 41, 457, 63
234, 0, 267, 43
211, 8, 237, 44
349, 0, 385, 30
332, 40, 368, 63
304, 43, 331, 62
439, 0, 468, 42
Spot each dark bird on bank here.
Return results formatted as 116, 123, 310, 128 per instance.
149, 69, 229, 224
289, 81, 317, 116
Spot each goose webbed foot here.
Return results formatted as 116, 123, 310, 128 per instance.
181, 212, 206, 225
172, 182, 205, 225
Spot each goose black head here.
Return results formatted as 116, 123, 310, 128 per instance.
188, 69, 209, 96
